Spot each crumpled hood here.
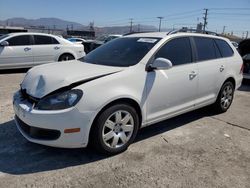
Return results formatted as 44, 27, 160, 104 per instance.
21, 61, 124, 98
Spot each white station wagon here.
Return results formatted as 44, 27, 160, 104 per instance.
0, 32, 85, 69
13, 32, 243, 154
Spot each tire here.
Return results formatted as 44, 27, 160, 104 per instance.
58, 54, 75, 61
213, 81, 235, 113
90, 103, 139, 155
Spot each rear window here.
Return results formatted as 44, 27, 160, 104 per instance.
194, 37, 218, 61
34, 35, 59, 45
215, 39, 234, 57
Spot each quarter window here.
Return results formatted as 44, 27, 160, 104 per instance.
6, 35, 31, 46
194, 37, 218, 61
155, 37, 192, 66
34, 35, 59, 45
215, 39, 234, 57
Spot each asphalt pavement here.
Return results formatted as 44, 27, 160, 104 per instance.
0, 72, 249, 188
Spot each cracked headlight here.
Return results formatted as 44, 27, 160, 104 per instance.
35, 89, 83, 110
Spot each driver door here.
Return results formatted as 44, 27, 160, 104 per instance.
146, 37, 198, 124
0, 35, 33, 69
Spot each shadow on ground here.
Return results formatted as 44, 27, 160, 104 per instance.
0, 107, 215, 175
0, 68, 29, 74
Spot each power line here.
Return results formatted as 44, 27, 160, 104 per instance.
209, 8, 250, 10
210, 13, 250, 16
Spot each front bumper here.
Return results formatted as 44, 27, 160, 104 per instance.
13, 91, 96, 148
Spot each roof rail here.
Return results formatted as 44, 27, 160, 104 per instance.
123, 31, 156, 36
167, 28, 219, 36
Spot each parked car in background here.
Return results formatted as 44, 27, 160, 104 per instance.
13, 32, 243, 154
104, 34, 122, 43
83, 34, 122, 54
67, 37, 86, 44
231, 41, 239, 49
238, 38, 250, 79
0, 33, 85, 70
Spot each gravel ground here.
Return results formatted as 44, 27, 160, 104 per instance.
0, 71, 249, 188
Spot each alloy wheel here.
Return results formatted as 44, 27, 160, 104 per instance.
221, 84, 233, 109
102, 110, 134, 149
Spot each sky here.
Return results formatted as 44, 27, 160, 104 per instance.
0, 0, 250, 36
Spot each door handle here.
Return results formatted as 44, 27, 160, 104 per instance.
220, 65, 225, 72
54, 46, 60, 50
24, 47, 31, 51
189, 71, 197, 80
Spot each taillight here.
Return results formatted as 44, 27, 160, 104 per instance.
240, 63, 244, 74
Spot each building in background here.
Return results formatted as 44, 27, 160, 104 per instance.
0, 26, 27, 35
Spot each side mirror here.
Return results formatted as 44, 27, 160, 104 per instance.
0, 41, 9, 47
147, 58, 172, 71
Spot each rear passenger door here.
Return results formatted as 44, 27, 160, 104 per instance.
32, 35, 60, 64
192, 37, 226, 106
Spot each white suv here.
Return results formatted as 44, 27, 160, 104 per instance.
0, 33, 85, 69
13, 32, 243, 154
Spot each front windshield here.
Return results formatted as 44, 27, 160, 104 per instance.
84, 37, 160, 67
0, 34, 9, 41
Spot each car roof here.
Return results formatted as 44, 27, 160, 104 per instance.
124, 32, 228, 41
7, 32, 58, 37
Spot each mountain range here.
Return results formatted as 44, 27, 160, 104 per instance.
0, 17, 157, 34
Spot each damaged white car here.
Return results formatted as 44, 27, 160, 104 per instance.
13, 32, 243, 154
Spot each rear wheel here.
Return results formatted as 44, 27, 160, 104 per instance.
90, 103, 139, 154
213, 81, 235, 113
58, 54, 75, 61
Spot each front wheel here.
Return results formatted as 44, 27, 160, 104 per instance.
213, 81, 235, 113
90, 104, 139, 154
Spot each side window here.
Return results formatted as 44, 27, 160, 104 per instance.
215, 39, 234, 57
213, 40, 222, 58
155, 37, 192, 66
194, 37, 217, 61
52, 37, 59, 44
34, 35, 59, 45
6, 35, 31, 46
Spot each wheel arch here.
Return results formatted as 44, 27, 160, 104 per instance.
89, 97, 143, 141
58, 52, 76, 61
223, 77, 236, 89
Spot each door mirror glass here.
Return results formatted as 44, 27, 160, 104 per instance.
0, 41, 9, 46
147, 58, 173, 71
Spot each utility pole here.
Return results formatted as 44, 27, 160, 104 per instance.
222, 26, 226, 34
157, 17, 164, 32
246, 31, 249, 39
138, 24, 140, 32
203, 8, 208, 32
129, 18, 133, 32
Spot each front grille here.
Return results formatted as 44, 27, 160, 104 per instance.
16, 116, 61, 140
20, 89, 39, 104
